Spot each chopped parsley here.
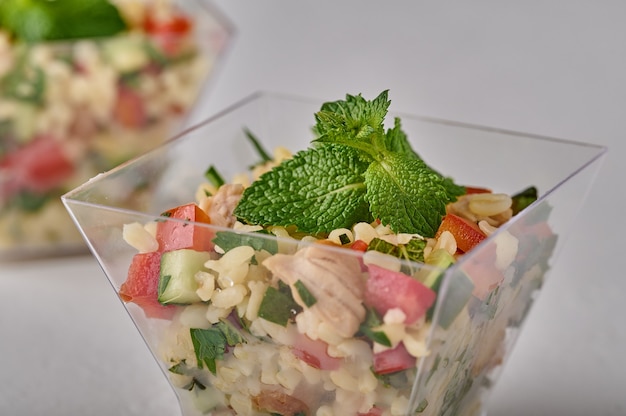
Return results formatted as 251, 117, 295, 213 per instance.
190, 321, 245, 375
294, 280, 317, 307
257, 283, 301, 326
212, 229, 279, 254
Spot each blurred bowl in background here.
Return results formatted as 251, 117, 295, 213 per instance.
0, 0, 233, 260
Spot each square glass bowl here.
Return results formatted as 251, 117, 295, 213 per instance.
0, 0, 233, 260
63, 92, 606, 416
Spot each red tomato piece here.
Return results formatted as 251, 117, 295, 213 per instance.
349, 239, 369, 271
350, 239, 368, 252
464, 186, 492, 194
364, 264, 436, 325
144, 10, 192, 36
291, 333, 341, 371
358, 407, 383, 416
143, 8, 193, 57
373, 343, 416, 375
0, 135, 74, 196
156, 203, 214, 252
119, 252, 176, 319
436, 213, 486, 253
113, 86, 147, 128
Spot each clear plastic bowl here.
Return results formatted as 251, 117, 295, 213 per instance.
63, 92, 606, 416
0, 0, 233, 260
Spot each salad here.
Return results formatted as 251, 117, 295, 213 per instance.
116, 91, 556, 415
0, 0, 226, 256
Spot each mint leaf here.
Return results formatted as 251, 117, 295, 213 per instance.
234, 144, 371, 233
441, 176, 466, 200
365, 152, 452, 237
315, 90, 389, 137
385, 117, 465, 199
314, 90, 389, 155
0, 0, 127, 42
384, 117, 419, 158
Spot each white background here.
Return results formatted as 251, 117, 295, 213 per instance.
2, 1, 625, 415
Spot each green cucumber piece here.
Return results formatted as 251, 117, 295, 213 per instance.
158, 249, 213, 305
422, 248, 456, 289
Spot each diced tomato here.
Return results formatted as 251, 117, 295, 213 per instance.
373, 343, 416, 375
291, 333, 341, 371
113, 86, 147, 129
119, 252, 176, 319
350, 239, 369, 252
464, 186, 492, 194
460, 243, 504, 300
0, 135, 74, 196
358, 407, 383, 416
156, 203, 214, 252
436, 213, 486, 253
143, 8, 193, 57
349, 239, 369, 271
364, 264, 436, 325
144, 9, 192, 36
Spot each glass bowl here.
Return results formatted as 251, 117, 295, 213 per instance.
0, 0, 233, 260
63, 92, 606, 416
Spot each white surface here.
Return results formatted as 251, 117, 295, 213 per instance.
2, 1, 625, 415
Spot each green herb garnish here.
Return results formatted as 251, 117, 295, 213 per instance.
367, 236, 427, 264
182, 378, 206, 391
0, 51, 46, 105
358, 307, 392, 347
0, 0, 127, 42
235, 91, 465, 237
9, 190, 50, 212
257, 285, 301, 326
244, 127, 273, 165
168, 361, 188, 375
212, 230, 279, 254
204, 165, 225, 188
511, 185, 538, 215
189, 321, 245, 375
294, 280, 316, 307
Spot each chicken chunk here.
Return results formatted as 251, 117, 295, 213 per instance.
203, 183, 244, 227
263, 245, 366, 338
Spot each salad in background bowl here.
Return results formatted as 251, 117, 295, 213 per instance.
63, 91, 605, 415
0, 0, 232, 259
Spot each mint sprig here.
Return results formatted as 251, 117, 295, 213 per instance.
234, 91, 465, 237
